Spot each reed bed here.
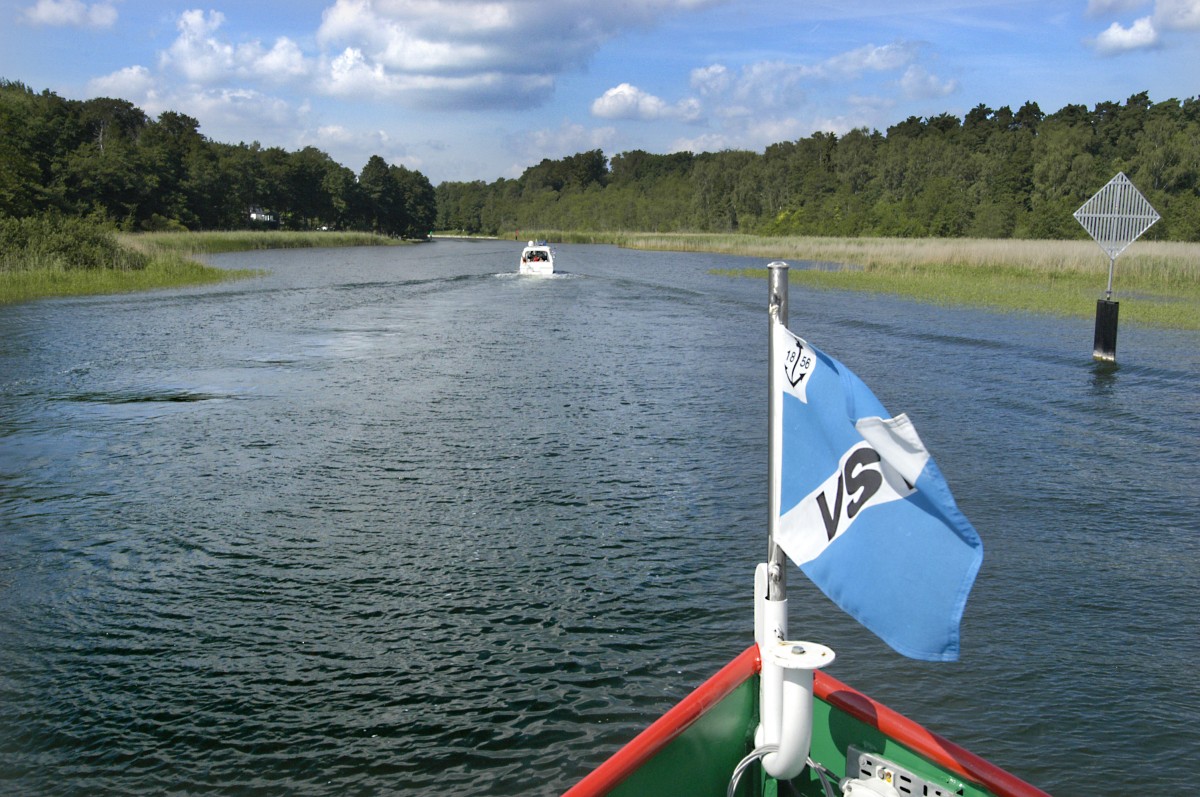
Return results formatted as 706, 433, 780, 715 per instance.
120, 230, 403, 255
0, 251, 249, 304
528, 230, 1200, 330
3, 229, 404, 304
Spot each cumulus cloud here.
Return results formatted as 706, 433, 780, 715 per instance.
1087, 0, 1200, 54
690, 64, 731, 96
1093, 16, 1160, 52
898, 64, 958, 99
590, 83, 701, 122
87, 65, 157, 99
82, 2, 720, 113
158, 9, 310, 84
313, 0, 712, 108
21, 0, 116, 28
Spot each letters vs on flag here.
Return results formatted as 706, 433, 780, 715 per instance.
771, 321, 983, 662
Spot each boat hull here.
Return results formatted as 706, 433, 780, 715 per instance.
519, 241, 555, 275
519, 262, 554, 276
564, 645, 1048, 797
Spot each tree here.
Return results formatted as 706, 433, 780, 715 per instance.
391, 163, 436, 238
359, 155, 400, 235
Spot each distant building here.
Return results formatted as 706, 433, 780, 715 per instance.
248, 206, 278, 227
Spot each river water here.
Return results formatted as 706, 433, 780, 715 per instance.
1, 240, 1197, 795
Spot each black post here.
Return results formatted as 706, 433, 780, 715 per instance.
1093, 299, 1119, 362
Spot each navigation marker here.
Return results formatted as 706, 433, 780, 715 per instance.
1074, 172, 1160, 362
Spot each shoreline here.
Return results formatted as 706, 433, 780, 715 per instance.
5, 230, 1198, 330
1, 230, 406, 305
519, 230, 1200, 331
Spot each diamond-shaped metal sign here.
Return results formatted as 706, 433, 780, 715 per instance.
1074, 172, 1160, 260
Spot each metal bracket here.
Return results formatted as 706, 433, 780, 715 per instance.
845, 746, 964, 797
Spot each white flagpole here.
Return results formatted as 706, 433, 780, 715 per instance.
757, 261, 834, 782
767, 261, 789, 605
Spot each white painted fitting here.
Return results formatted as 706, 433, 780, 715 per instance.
754, 564, 835, 782
759, 640, 835, 780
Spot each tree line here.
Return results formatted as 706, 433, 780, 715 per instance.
0, 79, 435, 238
437, 92, 1200, 241
3, 79, 1197, 242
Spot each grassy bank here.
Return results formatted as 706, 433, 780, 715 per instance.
0, 251, 246, 304
527, 230, 1200, 331
1, 227, 404, 304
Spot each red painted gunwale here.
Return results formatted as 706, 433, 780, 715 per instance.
562, 645, 1050, 797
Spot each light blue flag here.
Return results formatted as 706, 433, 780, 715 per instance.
771, 321, 983, 662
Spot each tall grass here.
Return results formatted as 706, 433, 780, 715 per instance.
0, 251, 242, 304
525, 230, 1200, 330
2, 227, 407, 304
124, 230, 405, 255
2, 216, 149, 272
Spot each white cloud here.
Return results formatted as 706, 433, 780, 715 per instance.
590, 83, 701, 122
160, 10, 234, 82
130, 84, 309, 148
1154, 0, 1200, 29
1085, 0, 1198, 54
325, 47, 393, 95
686, 42, 922, 117
1086, 0, 1200, 27
690, 64, 731, 96
664, 41, 944, 159
512, 121, 617, 165
248, 38, 310, 79
1085, 0, 1151, 16
670, 131, 733, 153
158, 9, 310, 84
1093, 16, 1160, 52
319, 46, 555, 108
897, 65, 958, 99
87, 65, 156, 99
591, 84, 667, 120
313, 0, 716, 109
821, 42, 919, 79
21, 0, 116, 28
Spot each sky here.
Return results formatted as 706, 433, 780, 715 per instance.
1, 0, 1198, 185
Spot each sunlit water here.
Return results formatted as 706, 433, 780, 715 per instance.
2, 240, 1197, 795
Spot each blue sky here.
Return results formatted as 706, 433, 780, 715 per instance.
2, 0, 1198, 184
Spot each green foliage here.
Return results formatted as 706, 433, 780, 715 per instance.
435, 92, 1199, 243
0, 215, 148, 272
0, 79, 436, 237
0, 246, 256, 305
125, 230, 400, 254
5, 78, 1197, 245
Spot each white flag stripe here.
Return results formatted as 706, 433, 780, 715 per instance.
777, 441, 916, 564
855, 413, 930, 487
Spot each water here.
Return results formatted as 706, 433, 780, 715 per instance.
1, 240, 1197, 796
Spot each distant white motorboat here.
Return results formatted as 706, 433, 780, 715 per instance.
519, 240, 555, 275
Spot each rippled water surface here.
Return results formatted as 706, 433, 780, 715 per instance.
2, 240, 1197, 795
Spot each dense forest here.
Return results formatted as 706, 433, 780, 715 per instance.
439, 93, 1200, 241
0, 79, 436, 238
2, 79, 1197, 242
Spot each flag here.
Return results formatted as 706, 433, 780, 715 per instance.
771, 320, 983, 662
